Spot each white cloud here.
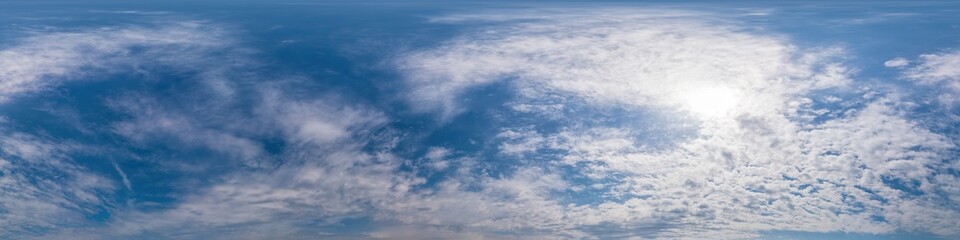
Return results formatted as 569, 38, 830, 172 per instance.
395, 9, 959, 239
900, 50, 960, 105
106, 94, 413, 239
884, 57, 909, 68
424, 147, 452, 170
451, 95, 952, 239
0, 132, 116, 236
906, 51, 960, 83
0, 21, 248, 238
398, 9, 851, 120
0, 18, 418, 239
112, 161, 132, 192
110, 96, 271, 168
0, 21, 228, 103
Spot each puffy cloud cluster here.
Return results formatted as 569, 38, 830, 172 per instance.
399, 10, 852, 120
396, 9, 960, 238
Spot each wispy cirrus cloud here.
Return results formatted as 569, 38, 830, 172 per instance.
103, 84, 414, 239
0, 21, 229, 103
0, 16, 416, 239
0, 20, 241, 239
894, 50, 960, 106
0, 132, 115, 237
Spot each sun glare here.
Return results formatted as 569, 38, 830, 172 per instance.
680, 86, 740, 118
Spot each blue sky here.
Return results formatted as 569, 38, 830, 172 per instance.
1, 1, 960, 239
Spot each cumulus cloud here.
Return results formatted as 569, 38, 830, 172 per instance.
398, 9, 851, 120
533, 99, 951, 237
395, 9, 959, 239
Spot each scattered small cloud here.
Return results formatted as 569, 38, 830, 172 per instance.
884, 57, 910, 68
898, 50, 960, 106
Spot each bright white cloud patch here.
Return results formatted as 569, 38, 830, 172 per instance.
680, 86, 741, 118
399, 10, 851, 121
904, 51, 960, 83
397, 9, 959, 238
